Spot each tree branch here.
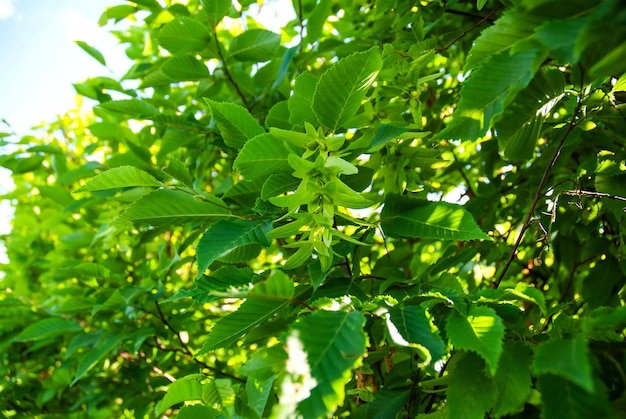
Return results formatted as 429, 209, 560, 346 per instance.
493, 92, 585, 288
436, 7, 501, 54
212, 29, 251, 110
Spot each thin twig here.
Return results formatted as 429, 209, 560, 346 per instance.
211, 30, 251, 110
296, 0, 304, 53
493, 94, 585, 288
436, 7, 501, 54
154, 301, 246, 383
444, 8, 497, 22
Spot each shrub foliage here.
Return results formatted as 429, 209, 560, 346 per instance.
2, 0, 626, 417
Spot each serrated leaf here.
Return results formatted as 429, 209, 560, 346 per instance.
75, 166, 161, 192
287, 311, 366, 418
197, 271, 294, 354
313, 48, 382, 132
165, 266, 253, 303
447, 352, 497, 419
196, 219, 272, 277
353, 389, 411, 418
289, 73, 319, 127
387, 305, 445, 366
229, 29, 280, 62
120, 189, 231, 226
537, 374, 610, 419
98, 98, 159, 118
177, 405, 220, 419
492, 341, 532, 417
162, 156, 194, 188
532, 334, 594, 392
156, 375, 206, 416
446, 305, 504, 376
161, 55, 210, 81
381, 194, 490, 241
75, 40, 106, 66
158, 17, 211, 55
234, 133, 292, 180
14, 318, 83, 342
439, 49, 546, 141
465, 11, 541, 70
205, 99, 265, 149
371, 124, 409, 147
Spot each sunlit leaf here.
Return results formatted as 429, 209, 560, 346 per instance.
75, 166, 161, 192
14, 318, 83, 342
229, 29, 280, 62
205, 99, 265, 149
158, 17, 211, 55
381, 194, 490, 241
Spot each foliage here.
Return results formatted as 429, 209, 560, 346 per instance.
1, 0, 626, 417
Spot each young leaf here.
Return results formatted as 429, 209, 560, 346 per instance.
234, 133, 292, 180
161, 55, 210, 81
98, 98, 159, 118
229, 29, 280, 62
120, 189, 232, 226
288, 311, 366, 418
447, 352, 497, 419
532, 334, 595, 392
75, 166, 162, 192
381, 194, 490, 241
312, 48, 382, 132
289, 73, 319, 127
155, 375, 206, 416
196, 219, 272, 277
158, 17, 211, 55
196, 271, 295, 354
205, 99, 265, 149
75, 40, 107, 66
446, 305, 504, 376
14, 317, 83, 342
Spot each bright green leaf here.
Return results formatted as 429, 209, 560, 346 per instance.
75, 166, 161, 192
234, 133, 292, 180
158, 17, 211, 55
14, 318, 83, 342
446, 305, 504, 376
75, 40, 106, 66
313, 48, 382, 132
230, 29, 280, 62
205, 99, 265, 149
381, 194, 490, 241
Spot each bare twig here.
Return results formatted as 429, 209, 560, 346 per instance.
436, 7, 501, 54
211, 30, 251, 110
493, 93, 585, 289
154, 301, 246, 383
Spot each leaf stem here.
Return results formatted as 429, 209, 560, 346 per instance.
211, 29, 251, 110
436, 7, 501, 54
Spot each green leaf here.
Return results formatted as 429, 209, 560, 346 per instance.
289, 73, 319, 127
353, 389, 411, 418
75, 40, 106, 66
306, 0, 333, 44
261, 173, 300, 200
166, 266, 254, 304
98, 98, 159, 118
465, 11, 541, 70
201, 0, 231, 27
446, 305, 504, 376
176, 405, 220, 419
205, 99, 265, 149
71, 334, 121, 386
286, 311, 366, 418
371, 124, 409, 147
386, 305, 445, 366
312, 48, 382, 132
197, 271, 294, 354
491, 341, 532, 417
495, 68, 566, 161
439, 49, 546, 141
196, 219, 272, 277
234, 133, 292, 180
156, 375, 206, 416
14, 318, 83, 342
162, 156, 194, 188
532, 334, 594, 392
161, 55, 210, 81
537, 374, 610, 419
75, 166, 161, 192
120, 189, 232, 226
229, 29, 280, 62
158, 17, 211, 55
381, 194, 490, 241
534, 17, 589, 63
447, 352, 497, 419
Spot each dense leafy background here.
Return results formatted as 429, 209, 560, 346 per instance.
1, 0, 626, 417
